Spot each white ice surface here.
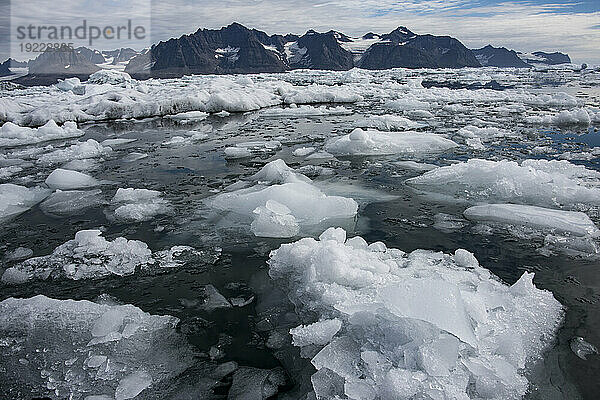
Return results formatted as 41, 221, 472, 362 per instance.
269, 228, 563, 400
325, 128, 458, 156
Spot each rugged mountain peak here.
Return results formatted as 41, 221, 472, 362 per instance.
472, 45, 530, 68
382, 26, 417, 42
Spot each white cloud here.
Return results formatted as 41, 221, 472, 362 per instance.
4, 0, 599, 63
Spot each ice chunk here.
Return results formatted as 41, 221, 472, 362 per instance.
454, 249, 479, 268
40, 189, 104, 216
45, 168, 100, 190
0, 184, 51, 222
4, 246, 33, 261
0, 120, 83, 147
325, 128, 457, 156
433, 213, 468, 233
87, 69, 133, 85
251, 200, 300, 238
224, 147, 252, 159
290, 319, 342, 347
464, 204, 600, 238
209, 160, 358, 229
167, 111, 209, 122
570, 337, 598, 360
386, 98, 431, 111
281, 85, 363, 104
261, 105, 351, 117
115, 369, 152, 400
292, 146, 316, 157
268, 229, 563, 400
56, 77, 82, 92
406, 158, 600, 208
526, 108, 591, 126
1, 229, 203, 284
0, 295, 193, 399
38, 139, 112, 165
356, 115, 426, 131
111, 188, 169, 222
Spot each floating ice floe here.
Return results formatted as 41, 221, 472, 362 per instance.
45, 168, 101, 190
111, 187, 170, 222
261, 105, 352, 117
281, 85, 363, 104
40, 189, 104, 216
224, 140, 281, 159
268, 228, 563, 400
325, 128, 458, 156
356, 115, 426, 131
208, 160, 358, 236
166, 111, 209, 122
385, 97, 432, 112
0, 183, 50, 223
570, 337, 598, 360
87, 69, 134, 86
464, 204, 600, 238
1, 229, 207, 284
0, 295, 195, 399
0, 120, 83, 147
56, 78, 86, 95
406, 158, 600, 208
525, 108, 591, 126
37, 139, 112, 166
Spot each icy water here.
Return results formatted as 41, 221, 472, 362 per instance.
1, 66, 599, 399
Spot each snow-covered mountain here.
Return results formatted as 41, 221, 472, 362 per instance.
125, 23, 481, 78
518, 51, 571, 65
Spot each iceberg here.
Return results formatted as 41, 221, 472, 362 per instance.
268, 228, 563, 400
325, 128, 457, 156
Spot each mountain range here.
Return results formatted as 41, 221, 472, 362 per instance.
5, 23, 573, 85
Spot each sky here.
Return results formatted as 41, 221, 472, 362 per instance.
2, 0, 599, 64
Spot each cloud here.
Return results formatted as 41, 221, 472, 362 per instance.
146, 0, 600, 63
3, 0, 599, 63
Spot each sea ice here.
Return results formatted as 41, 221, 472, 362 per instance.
251, 200, 300, 238
464, 204, 600, 238
45, 168, 100, 190
261, 105, 352, 117
0, 120, 83, 147
0, 295, 194, 399
1, 229, 204, 284
111, 188, 169, 222
0, 183, 50, 223
40, 189, 104, 216
325, 128, 458, 156
209, 160, 358, 233
37, 139, 112, 165
356, 115, 426, 131
268, 228, 564, 400
406, 158, 600, 208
